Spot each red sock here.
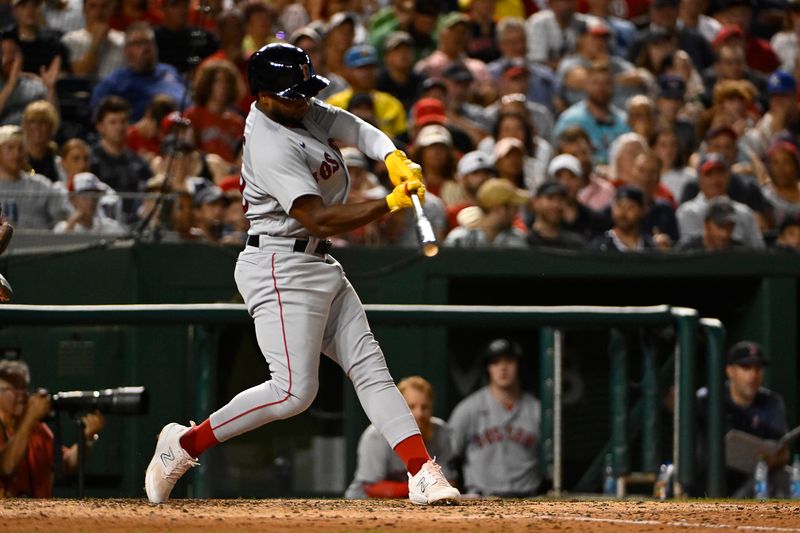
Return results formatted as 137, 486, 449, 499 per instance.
179, 419, 219, 458
393, 434, 430, 476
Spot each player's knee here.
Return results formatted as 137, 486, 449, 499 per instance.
288, 380, 319, 414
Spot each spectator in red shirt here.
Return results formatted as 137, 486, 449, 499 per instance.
126, 94, 177, 162
185, 58, 245, 164
711, 0, 780, 75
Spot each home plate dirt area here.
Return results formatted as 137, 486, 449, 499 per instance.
2, 498, 800, 532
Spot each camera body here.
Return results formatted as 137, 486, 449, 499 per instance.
49, 386, 148, 415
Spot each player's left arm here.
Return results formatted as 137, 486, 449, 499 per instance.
318, 101, 422, 185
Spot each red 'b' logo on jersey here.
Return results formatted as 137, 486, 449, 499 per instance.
301, 64, 310, 81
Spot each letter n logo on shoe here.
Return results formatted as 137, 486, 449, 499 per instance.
161, 448, 175, 468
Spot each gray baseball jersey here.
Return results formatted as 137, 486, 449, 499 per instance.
448, 386, 541, 496
345, 417, 456, 499
206, 100, 420, 453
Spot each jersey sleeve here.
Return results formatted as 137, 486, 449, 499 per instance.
248, 122, 321, 214
447, 399, 473, 459
310, 100, 396, 162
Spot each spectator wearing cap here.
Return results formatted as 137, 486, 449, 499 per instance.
411, 124, 463, 206
701, 42, 768, 105
743, 71, 800, 160
770, 0, 800, 73
368, 0, 437, 62
241, 0, 278, 56
626, 151, 679, 247
184, 58, 245, 164
681, 127, 769, 223
465, 0, 500, 64
186, 176, 227, 242
61, 0, 125, 78
554, 62, 630, 165
590, 185, 655, 251
557, 17, 650, 111
8, 0, 70, 76
556, 126, 614, 212
411, 97, 475, 154
524, 0, 592, 71
486, 18, 558, 114
444, 177, 528, 248
695, 341, 791, 498
677, 196, 742, 251
527, 179, 586, 249
584, 0, 637, 59
327, 44, 407, 140
321, 11, 358, 82
652, 126, 696, 202
22, 100, 61, 183
54, 172, 124, 235
448, 338, 542, 497
676, 152, 764, 248
200, 10, 252, 114
711, 0, 779, 74
446, 150, 496, 229
90, 96, 152, 195
489, 90, 555, 147
0, 124, 70, 230
626, 0, 714, 72
0, 32, 50, 126
677, 0, 722, 43
90, 22, 188, 122
375, 31, 425, 112
774, 212, 800, 252
654, 74, 698, 158
437, 62, 493, 146
479, 111, 552, 192
548, 151, 610, 240
761, 140, 800, 224
413, 12, 491, 85
126, 94, 177, 162
492, 137, 527, 188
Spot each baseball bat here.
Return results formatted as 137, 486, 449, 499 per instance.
0, 273, 12, 303
411, 192, 439, 257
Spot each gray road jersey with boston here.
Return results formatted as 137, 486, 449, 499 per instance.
240, 99, 357, 238
448, 386, 541, 496
345, 417, 456, 499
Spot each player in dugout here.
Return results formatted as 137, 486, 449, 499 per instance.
0, 360, 104, 497
144, 42, 460, 506
345, 376, 457, 499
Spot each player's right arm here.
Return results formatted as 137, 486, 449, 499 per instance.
290, 180, 425, 238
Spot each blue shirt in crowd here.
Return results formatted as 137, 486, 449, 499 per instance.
90, 63, 188, 121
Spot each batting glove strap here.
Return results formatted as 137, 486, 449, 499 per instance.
385, 149, 423, 187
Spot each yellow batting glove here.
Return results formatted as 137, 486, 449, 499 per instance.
385, 149, 422, 186
386, 179, 425, 212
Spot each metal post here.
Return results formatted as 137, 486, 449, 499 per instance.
701, 318, 726, 497
672, 308, 699, 496
539, 327, 556, 484
609, 328, 628, 492
553, 329, 564, 496
641, 337, 659, 473
75, 417, 86, 498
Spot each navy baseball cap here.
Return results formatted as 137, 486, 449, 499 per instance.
344, 44, 378, 68
727, 341, 768, 366
614, 185, 644, 206
657, 75, 686, 100
704, 197, 736, 225
484, 338, 523, 365
442, 62, 474, 82
767, 70, 797, 95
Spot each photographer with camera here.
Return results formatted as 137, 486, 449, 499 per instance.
0, 359, 104, 497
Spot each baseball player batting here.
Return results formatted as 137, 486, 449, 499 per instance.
145, 43, 460, 506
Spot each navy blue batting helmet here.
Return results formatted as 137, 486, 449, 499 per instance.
247, 43, 329, 99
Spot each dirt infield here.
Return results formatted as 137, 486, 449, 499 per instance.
2, 498, 799, 533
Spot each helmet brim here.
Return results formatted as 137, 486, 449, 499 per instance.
274, 75, 330, 100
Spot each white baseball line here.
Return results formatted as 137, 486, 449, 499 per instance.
529, 513, 800, 532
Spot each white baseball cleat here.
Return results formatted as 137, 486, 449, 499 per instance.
408, 459, 461, 505
144, 422, 199, 504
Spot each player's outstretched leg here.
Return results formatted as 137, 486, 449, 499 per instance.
144, 422, 199, 503
408, 459, 461, 505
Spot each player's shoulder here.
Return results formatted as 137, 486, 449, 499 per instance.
245, 110, 305, 156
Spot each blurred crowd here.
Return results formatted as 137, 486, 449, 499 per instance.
0, 0, 799, 252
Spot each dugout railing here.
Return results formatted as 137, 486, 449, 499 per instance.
0, 303, 726, 497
